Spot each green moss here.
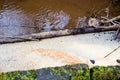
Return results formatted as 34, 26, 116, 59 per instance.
49, 64, 90, 80
90, 66, 120, 80
0, 70, 37, 80
0, 64, 119, 80
0, 64, 89, 80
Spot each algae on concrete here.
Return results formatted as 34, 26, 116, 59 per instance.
0, 64, 120, 80
90, 66, 120, 80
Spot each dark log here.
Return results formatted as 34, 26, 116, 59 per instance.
0, 26, 119, 44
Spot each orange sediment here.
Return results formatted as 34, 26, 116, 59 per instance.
35, 48, 88, 64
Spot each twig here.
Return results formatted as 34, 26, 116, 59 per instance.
114, 20, 120, 25
114, 26, 120, 40
104, 45, 120, 58
100, 16, 120, 39
105, 7, 109, 18
101, 15, 120, 23
101, 16, 118, 25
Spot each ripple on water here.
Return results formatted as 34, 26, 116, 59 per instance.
0, 2, 70, 36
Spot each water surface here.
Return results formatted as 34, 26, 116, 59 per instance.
0, 0, 119, 36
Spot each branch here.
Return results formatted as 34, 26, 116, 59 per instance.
101, 15, 120, 23
104, 45, 120, 58
0, 26, 119, 44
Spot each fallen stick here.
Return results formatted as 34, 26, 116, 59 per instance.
104, 45, 120, 58
0, 26, 119, 44
101, 15, 120, 23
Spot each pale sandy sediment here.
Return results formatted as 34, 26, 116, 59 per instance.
0, 31, 120, 72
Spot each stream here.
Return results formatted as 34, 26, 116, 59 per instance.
0, 0, 119, 36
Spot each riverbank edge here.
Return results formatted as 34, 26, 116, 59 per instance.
0, 64, 119, 80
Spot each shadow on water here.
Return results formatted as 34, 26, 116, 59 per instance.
0, 0, 119, 36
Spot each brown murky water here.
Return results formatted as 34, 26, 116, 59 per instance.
0, 0, 119, 36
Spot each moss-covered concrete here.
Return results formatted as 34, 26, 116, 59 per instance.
0, 64, 90, 80
48, 64, 90, 80
90, 66, 120, 80
0, 64, 120, 80
0, 70, 37, 80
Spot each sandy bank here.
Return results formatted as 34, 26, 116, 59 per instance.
0, 31, 120, 72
